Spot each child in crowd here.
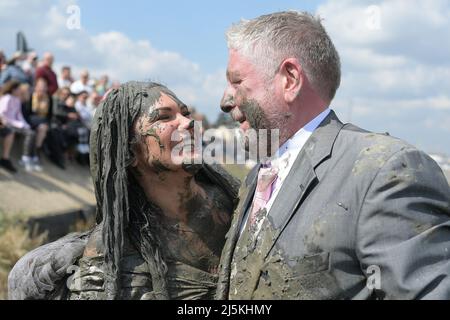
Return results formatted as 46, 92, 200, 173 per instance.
27, 77, 51, 170
0, 80, 39, 172
0, 117, 16, 172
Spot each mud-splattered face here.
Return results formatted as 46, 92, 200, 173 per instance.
220, 49, 286, 152
131, 91, 196, 174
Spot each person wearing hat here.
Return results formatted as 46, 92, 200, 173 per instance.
21, 51, 38, 84
0, 51, 32, 87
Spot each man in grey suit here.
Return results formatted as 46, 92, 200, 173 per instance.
216, 11, 450, 300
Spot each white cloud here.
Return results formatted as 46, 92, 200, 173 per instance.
316, 0, 450, 154
425, 115, 450, 133
317, 0, 450, 63
318, 0, 450, 99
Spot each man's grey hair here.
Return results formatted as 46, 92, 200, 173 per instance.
226, 11, 341, 102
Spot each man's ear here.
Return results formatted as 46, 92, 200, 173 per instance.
279, 58, 303, 103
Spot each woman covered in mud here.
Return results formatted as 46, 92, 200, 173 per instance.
8, 81, 240, 300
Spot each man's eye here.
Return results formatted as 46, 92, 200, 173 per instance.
232, 80, 242, 85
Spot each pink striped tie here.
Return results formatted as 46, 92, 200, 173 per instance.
249, 164, 279, 226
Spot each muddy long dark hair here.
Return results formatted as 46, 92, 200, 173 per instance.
90, 81, 239, 299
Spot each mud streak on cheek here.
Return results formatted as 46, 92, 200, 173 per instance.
147, 109, 160, 123
235, 86, 248, 106
142, 126, 165, 151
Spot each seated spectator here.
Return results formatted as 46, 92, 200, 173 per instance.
27, 78, 51, 170
0, 117, 16, 173
75, 91, 93, 129
40, 87, 72, 170
87, 91, 101, 118
18, 83, 32, 124
55, 94, 79, 129
94, 75, 109, 96
22, 52, 38, 85
58, 66, 73, 88
55, 87, 71, 106
35, 52, 58, 97
0, 50, 7, 83
0, 52, 32, 86
111, 80, 120, 90
31, 78, 52, 123
55, 94, 89, 165
0, 50, 6, 71
70, 70, 93, 95
0, 80, 38, 172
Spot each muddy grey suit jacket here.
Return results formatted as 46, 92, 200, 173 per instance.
216, 111, 450, 300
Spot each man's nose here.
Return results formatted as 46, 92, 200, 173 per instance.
220, 88, 235, 113
221, 104, 233, 113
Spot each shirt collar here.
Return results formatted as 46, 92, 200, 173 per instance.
273, 108, 331, 160
262, 107, 330, 182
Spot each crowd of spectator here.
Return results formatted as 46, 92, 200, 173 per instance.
0, 49, 117, 173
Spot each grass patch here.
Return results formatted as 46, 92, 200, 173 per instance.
223, 164, 251, 182
69, 214, 96, 233
0, 212, 48, 300
0, 211, 95, 300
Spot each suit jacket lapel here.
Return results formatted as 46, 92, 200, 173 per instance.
261, 110, 345, 259
215, 163, 260, 299
259, 148, 317, 260
233, 163, 260, 238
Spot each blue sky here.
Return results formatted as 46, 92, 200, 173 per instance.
77, 0, 319, 72
1, 0, 450, 155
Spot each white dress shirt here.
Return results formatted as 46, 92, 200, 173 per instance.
265, 108, 331, 213
70, 80, 93, 95
240, 108, 331, 234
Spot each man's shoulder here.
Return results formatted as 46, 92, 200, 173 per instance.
334, 122, 417, 163
35, 65, 46, 75
321, 120, 441, 182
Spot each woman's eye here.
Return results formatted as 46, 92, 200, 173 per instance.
158, 115, 171, 120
